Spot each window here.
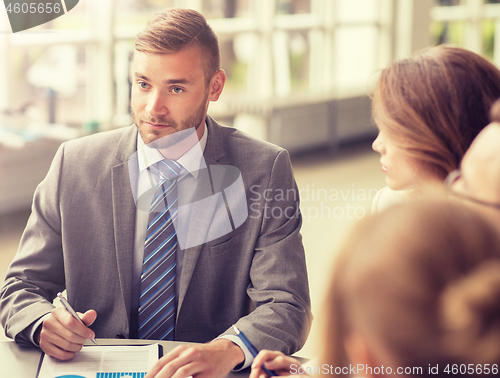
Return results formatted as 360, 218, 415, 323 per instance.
431, 0, 500, 65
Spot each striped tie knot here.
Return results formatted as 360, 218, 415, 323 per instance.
157, 159, 181, 181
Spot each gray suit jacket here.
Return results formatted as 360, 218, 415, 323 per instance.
0, 117, 312, 354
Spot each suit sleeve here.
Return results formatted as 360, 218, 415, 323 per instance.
0, 144, 66, 344
231, 149, 312, 355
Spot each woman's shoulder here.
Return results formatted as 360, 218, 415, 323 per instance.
371, 186, 411, 214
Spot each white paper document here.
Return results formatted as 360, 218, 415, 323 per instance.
37, 344, 161, 378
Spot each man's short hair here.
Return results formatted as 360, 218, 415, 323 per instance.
135, 8, 220, 83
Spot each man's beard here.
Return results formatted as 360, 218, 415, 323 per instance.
132, 93, 208, 149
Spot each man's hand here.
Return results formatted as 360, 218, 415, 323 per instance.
145, 338, 245, 378
250, 350, 306, 378
36, 307, 97, 360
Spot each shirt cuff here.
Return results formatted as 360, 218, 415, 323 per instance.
217, 334, 254, 371
24, 313, 51, 346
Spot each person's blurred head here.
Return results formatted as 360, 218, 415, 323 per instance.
445, 117, 500, 222
321, 199, 500, 377
372, 45, 500, 190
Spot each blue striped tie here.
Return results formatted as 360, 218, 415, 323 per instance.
138, 159, 181, 340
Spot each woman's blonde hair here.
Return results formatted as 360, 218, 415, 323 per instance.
373, 46, 500, 180
321, 199, 500, 377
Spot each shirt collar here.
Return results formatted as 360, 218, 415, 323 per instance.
136, 122, 208, 179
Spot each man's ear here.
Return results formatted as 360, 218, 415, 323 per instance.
208, 70, 226, 101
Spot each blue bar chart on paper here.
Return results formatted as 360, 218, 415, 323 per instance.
96, 373, 146, 378
38, 344, 160, 378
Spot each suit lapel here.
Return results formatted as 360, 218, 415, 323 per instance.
177, 117, 226, 312
177, 161, 229, 310
111, 126, 138, 329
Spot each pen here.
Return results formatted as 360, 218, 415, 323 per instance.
57, 292, 97, 345
232, 325, 277, 377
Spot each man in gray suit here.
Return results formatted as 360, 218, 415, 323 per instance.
0, 8, 311, 378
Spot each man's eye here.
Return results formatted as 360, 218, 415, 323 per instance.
172, 87, 183, 94
139, 82, 149, 89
